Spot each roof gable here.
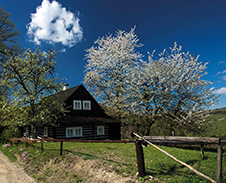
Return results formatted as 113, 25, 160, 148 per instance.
58, 85, 107, 117
57, 85, 81, 102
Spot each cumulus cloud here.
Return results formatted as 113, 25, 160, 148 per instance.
27, 0, 83, 47
213, 87, 226, 94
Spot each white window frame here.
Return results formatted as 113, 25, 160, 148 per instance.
67, 128, 74, 137
97, 126, 105, 135
66, 127, 83, 137
83, 100, 91, 110
73, 100, 82, 110
44, 126, 48, 137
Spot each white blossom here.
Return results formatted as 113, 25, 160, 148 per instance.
84, 29, 217, 135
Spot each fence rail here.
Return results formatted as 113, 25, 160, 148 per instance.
132, 133, 224, 183
7, 137, 135, 155
143, 136, 220, 144
7, 135, 225, 183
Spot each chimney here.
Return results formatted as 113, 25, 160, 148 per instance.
63, 84, 69, 90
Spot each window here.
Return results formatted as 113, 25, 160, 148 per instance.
67, 128, 73, 137
83, 101, 91, 110
97, 126, 105, 135
73, 100, 82, 110
66, 127, 82, 137
44, 127, 48, 137
73, 100, 91, 110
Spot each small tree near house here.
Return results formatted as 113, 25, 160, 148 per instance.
0, 6, 22, 139
1, 48, 66, 137
0, 6, 21, 64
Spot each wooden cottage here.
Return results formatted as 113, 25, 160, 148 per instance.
24, 85, 121, 140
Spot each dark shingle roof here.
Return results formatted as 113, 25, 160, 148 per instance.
57, 85, 81, 102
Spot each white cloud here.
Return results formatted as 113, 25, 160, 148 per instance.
216, 69, 226, 76
27, 0, 83, 47
219, 60, 226, 64
213, 87, 226, 94
216, 71, 221, 75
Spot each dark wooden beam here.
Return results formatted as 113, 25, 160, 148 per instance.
41, 140, 43, 152
135, 140, 146, 177
60, 141, 63, 156
144, 136, 220, 144
217, 144, 222, 183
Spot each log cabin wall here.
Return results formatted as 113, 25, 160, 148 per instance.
36, 126, 54, 138
54, 124, 110, 139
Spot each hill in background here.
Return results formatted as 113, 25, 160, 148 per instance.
208, 107, 226, 139
211, 107, 226, 115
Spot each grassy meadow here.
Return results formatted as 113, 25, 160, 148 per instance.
1, 141, 225, 183
208, 107, 226, 139
1, 108, 226, 182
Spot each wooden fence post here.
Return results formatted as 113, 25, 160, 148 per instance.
41, 140, 43, 152
135, 140, 146, 177
60, 141, 63, 156
217, 143, 222, 183
200, 144, 204, 159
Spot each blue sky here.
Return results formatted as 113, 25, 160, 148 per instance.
1, 0, 226, 109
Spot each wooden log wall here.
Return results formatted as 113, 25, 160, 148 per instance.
55, 124, 110, 139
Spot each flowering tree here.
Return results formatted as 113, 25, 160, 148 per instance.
128, 42, 218, 135
84, 27, 217, 136
84, 27, 143, 119
0, 7, 21, 103
0, 6, 21, 64
0, 7, 22, 139
1, 48, 66, 137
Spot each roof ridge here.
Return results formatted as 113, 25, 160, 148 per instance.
56, 84, 82, 102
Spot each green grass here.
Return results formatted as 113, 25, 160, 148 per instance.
207, 107, 226, 139
208, 114, 226, 138
1, 141, 225, 182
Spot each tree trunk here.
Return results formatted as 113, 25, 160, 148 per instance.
144, 118, 154, 136
144, 127, 150, 136
30, 101, 37, 138
170, 125, 175, 136
171, 130, 175, 136
30, 124, 36, 138
168, 122, 175, 136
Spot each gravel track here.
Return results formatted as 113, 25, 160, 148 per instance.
0, 151, 35, 183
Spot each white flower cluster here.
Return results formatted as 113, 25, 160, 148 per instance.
84, 28, 217, 132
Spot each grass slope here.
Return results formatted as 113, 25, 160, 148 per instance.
1, 141, 225, 183
208, 107, 226, 138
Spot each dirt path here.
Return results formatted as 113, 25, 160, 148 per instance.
0, 151, 35, 183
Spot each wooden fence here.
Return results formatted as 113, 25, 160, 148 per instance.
8, 137, 135, 155
7, 135, 225, 183
131, 133, 225, 183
